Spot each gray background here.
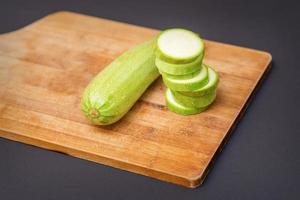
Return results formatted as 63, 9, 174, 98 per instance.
0, 0, 299, 199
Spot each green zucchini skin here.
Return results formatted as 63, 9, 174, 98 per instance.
81, 37, 159, 125
159, 68, 201, 80
165, 88, 207, 115
172, 89, 217, 108
178, 66, 219, 97
155, 52, 204, 75
162, 65, 209, 92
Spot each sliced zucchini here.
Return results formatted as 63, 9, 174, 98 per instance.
165, 88, 207, 115
179, 66, 219, 97
173, 89, 217, 108
155, 52, 203, 75
162, 64, 209, 91
159, 68, 201, 80
157, 28, 204, 63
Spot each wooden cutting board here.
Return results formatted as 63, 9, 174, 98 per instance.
0, 11, 271, 188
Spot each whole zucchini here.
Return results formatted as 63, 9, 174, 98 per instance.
81, 37, 159, 125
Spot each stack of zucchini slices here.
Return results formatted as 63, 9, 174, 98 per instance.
156, 29, 219, 115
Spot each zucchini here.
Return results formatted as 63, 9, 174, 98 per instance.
162, 64, 209, 91
173, 89, 217, 108
81, 37, 159, 125
155, 52, 203, 75
159, 68, 201, 80
179, 66, 219, 97
165, 88, 207, 115
157, 28, 204, 63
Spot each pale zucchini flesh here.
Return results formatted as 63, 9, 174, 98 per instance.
157, 29, 204, 63
81, 37, 159, 125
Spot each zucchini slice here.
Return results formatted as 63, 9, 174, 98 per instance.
165, 88, 207, 115
155, 52, 203, 75
159, 68, 201, 80
157, 28, 204, 63
162, 64, 209, 91
173, 89, 217, 108
179, 66, 219, 97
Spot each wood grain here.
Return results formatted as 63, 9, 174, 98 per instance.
0, 11, 272, 188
